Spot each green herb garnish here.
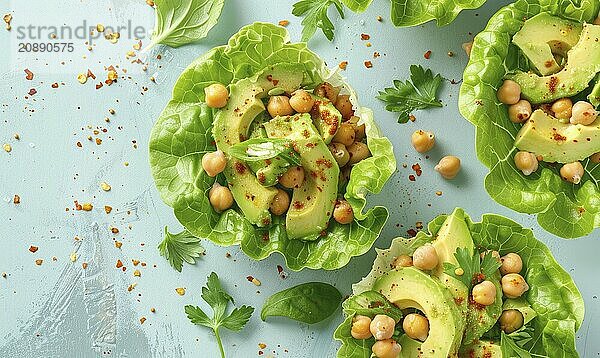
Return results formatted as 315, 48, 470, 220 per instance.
261, 282, 342, 324
443, 248, 501, 290
185, 272, 254, 358
158, 227, 205, 272
229, 138, 301, 166
292, 0, 345, 41
145, 0, 225, 50
377, 65, 443, 123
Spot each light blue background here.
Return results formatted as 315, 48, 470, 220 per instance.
0, 0, 598, 357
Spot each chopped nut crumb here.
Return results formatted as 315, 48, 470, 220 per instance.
3, 13, 12, 31
3, 143, 12, 152
82, 203, 93, 211
13, 195, 20, 204
111, 227, 119, 234
29, 246, 38, 253
146, 0, 155, 6
150, 307, 156, 313
100, 182, 111, 191
82, 262, 88, 269
13, 133, 20, 140
278, 20, 289, 27
128, 283, 137, 291
435, 191, 443, 196
376, 15, 383, 22
115, 241, 123, 249
35, 259, 43, 266
105, 205, 113, 214
338, 61, 348, 70
258, 343, 267, 349
77, 73, 88, 84
108, 108, 116, 115
133, 269, 141, 277
1, 272, 6, 278
70, 252, 78, 262
175, 287, 186, 296
140, 317, 146, 324
364, 61, 373, 68
96, 24, 105, 32
132, 259, 140, 266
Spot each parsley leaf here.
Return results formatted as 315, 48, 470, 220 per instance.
377, 65, 443, 123
292, 0, 345, 41
158, 227, 205, 272
443, 248, 501, 290
185, 272, 255, 358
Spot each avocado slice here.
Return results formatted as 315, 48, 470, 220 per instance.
512, 12, 582, 76
264, 113, 339, 240
310, 95, 342, 144
588, 73, 600, 108
459, 341, 502, 357
514, 109, 600, 163
508, 23, 600, 104
430, 209, 501, 346
373, 267, 464, 358
213, 64, 304, 226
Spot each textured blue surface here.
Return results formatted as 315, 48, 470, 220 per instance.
0, 0, 598, 357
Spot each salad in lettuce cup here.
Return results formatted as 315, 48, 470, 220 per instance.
149, 23, 396, 270
459, 0, 600, 238
334, 208, 584, 357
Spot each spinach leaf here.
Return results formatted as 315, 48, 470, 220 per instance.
261, 282, 341, 323
342, 291, 403, 322
229, 138, 301, 166
459, 0, 600, 238
146, 0, 225, 50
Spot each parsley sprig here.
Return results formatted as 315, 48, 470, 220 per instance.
377, 65, 443, 123
158, 227, 205, 272
292, 0, 345, 41
185, 272, 255, 358
443, 248, 502, 290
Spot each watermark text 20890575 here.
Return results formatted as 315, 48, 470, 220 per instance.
17, 42, 74, 53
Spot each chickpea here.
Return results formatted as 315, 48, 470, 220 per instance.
497, 80, 521, 105
202, 150, 227, 177
270, 189, 290, 216
435, 156, 461, 179
333, 123, 356, 146
372, 339, 402, 358
560, 161, 584, 184
351, 315, 372, 339
591, 152, 600, 163
209, 183, 234, 212
348, 116, 366, 141
500, 253, 523, 275
328, 142, 350, 167
570, 101, 598, 125
204, 83, 229, 108
289, 90, 315, 113
314, 82, 339, 103
335, 95, 354, 119
267, 96, 295, 117
514, 151, 538, 176
347, 142, 371, 165
403, 313, 429, 342
508, 100, 532, 123
472, 280, 497, 306
279, 166, 304, 188
499, 309, 524, 334
370, 315, 396, 340
333, 200, 354, 224
411, 130, 435, 153
412, 244, 439, 271
501, 273, 529, 298
462, 41, 473, 57
392, 254, 413, 268
551, 98, 573, 120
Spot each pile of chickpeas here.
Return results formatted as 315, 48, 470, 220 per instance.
351, 246, 531, 357
410, 129, 462, 180
200, 82, 371, 225
497, 79, 600, 184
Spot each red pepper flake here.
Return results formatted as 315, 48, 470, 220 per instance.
13, 194, 20, 204
104, 205, 113, 214
29, 245, 38, 253
411, 163, 422, 176
111, 227, 119, 234
28, 88, 37, 96
140, 317, 146, 324
51, 82, 59, 88
278, 20, 289, 27
407, 229, 417, 237
87, 69, 96, 79
82, 262, 88, 269
408, 174, 416, 181
24, 69, 34, 80
96, 82, 104, 90
364, 61, 373, 69
361, 33, 370, 40
338, 61, 348, 70
409, 114, 416, 122
373, 52, 380, 58
116, 259, 123, 268
424, 50, 432, 59
277, 265, 284, 274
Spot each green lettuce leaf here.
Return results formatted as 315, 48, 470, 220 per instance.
335, 208, 584, 357
149, 22, 395, 271
459, 0, 600, 238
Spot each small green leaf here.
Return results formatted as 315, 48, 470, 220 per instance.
377, 65, 443, 123
147, 0, 225, 50
221, 305, 255, 331
158, 227, 205, 272
261, 282, 342, 323
292, 0, 345, 42
229, 138, 301, 166
342, 291, 403, 322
